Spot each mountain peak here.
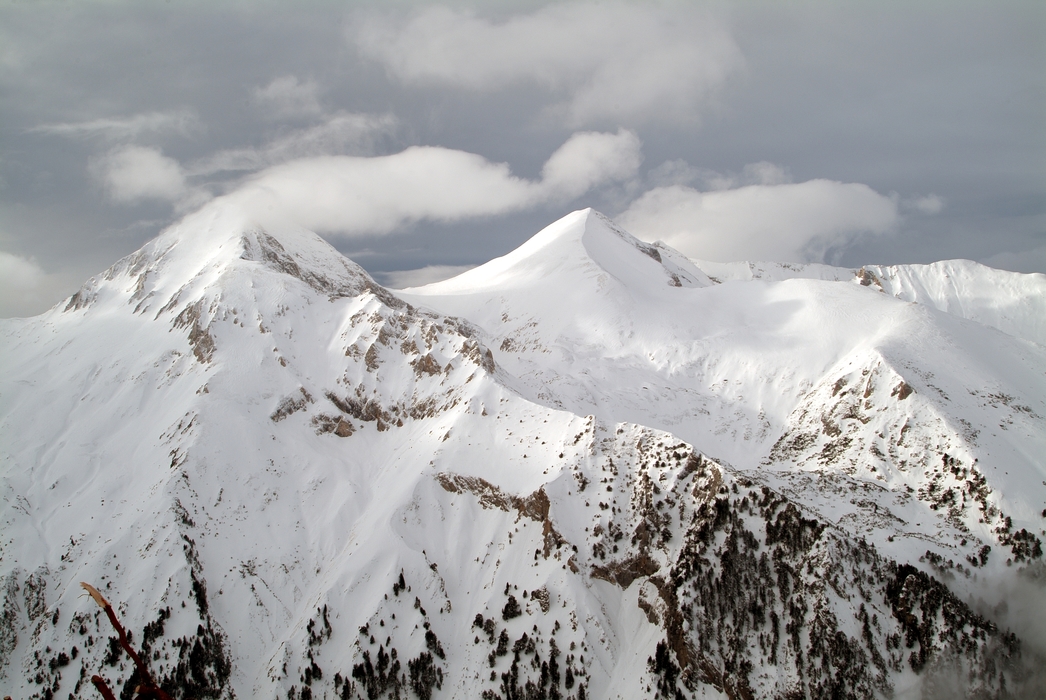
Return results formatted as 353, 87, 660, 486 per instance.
62, 197, 393, 318
4, 204, 1045, 700
411, 208, 708, 294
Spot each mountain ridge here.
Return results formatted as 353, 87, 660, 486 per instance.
685, 257, 1046, 347
2, 204, 1044, 699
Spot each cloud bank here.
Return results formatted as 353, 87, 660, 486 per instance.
618, 176, 900, 263
355, 3, 740, 125
228, 128, 641, 235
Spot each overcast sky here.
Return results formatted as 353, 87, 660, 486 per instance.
1, 0, 1043, 317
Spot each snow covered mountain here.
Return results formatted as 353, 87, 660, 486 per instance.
690, 257, 1046, 347
2, 203, 1044, 699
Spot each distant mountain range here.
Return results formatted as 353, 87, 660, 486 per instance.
2, 202, 1044, 699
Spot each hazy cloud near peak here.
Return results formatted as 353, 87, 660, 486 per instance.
228, 129, 641, 235
189, 112, 399, 176
618, 178, 899, 264
354, 3, 741, 126
31, 109, 199, 142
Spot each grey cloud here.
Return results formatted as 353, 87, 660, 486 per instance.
354, 3, 741, 126
376, 264, 478, 290
739, 162, 792, 187
643, 160, 793, 193
254, 75, 323, 119
902, 194, 945, 215
0, 250, 48, 317
0, 245, 90, 318
982, 245, 1046, 275
646, 160, 708, 188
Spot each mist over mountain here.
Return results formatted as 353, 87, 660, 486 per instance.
2, 201, 1044, 699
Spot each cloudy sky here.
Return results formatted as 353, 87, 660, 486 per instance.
1, 1, 1043, 317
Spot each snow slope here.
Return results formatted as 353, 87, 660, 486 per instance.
2, 204, 1044, 699
856, 260, 1046, 346
406, 209, 1046, 678
406, 211, 1045, 514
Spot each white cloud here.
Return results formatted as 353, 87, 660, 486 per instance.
377, 264, 477, 289
31, 109, 198, 141
0, 251, 48, 317
92, 145, 188, 203
540, 129, 642, 200
230, 148, 531, 234
354, 3, 741, 126
254, 75, 323, 118
618, 177, 899, 263
227, 129, 641, 235
189, 112, 398, 175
